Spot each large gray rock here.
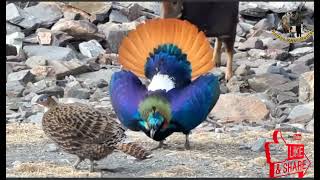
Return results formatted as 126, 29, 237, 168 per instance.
76, 68, 120, 84
7, 70, 35, 85
211, 93, 269, 123
287, 102, 314, 123
24, 2, 63, 28
7, 2, 62, 30
79, 40, 105, 58
36, 86, 64, 98
48, 59, 93, 79
109, 10, 130, 23
288, 63, 311, 75
6, 81, 25, 97
253, 18, 273, 31
248, 74, 289, 92
238, 37, 264, 51
299, 71, 314, 103
289, 47, 314, 57
23, 45, 77, 61
294, 53, 314, 66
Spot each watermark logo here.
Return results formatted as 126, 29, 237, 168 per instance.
264, 130, 311, 178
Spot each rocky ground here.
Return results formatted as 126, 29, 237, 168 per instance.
6, 1, 314, 178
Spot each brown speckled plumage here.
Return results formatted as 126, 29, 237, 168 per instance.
36, 94, 150, 172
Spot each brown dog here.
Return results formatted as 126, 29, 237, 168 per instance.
161, 1, 239, 81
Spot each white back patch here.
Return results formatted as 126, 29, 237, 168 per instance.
147, 74, 175, 92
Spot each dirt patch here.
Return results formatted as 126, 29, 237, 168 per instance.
6, 123, 314, 178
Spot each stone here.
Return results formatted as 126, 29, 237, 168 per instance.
248, 74, 289, 92
97, 53, 118, 65
6, 62, 13, 81
273, 81, 299, 94
265, 49, 290, 61
6, 22, 22, 35
289, 47, 314, 57
277, 93, 298, 105
238, 22, 254, 34
65, 88, 90, 99
98, 21, 138, 53
25, 56, 47, 68
6, 32, 25, 55
77, 68, 120, 85
305, 119, 314, 133
210, 68, 225, 81
30, 66, 55, 81
106, 30, 128, 53
48, 59, 92, 80
294, 53, 314, 66
234, 64, 252, 76
251, 138, 266, 152
240, 7, 267, 18
238, 37, 264, 51
6, 44, 17, 56
6, 3, 25, 24
266, 13, 280, 28
7, 70, 35, 85
27, 112, 44, 124
109, 10, 130, 23
36, 86, 64, 98
288, 63, 310, 75
6, 81, 25, 97
44, 143, 59, 152
234, 52, 249, 59
267, 65, 288, 76
23, 45, 77, 61
264, 38, 290, 50
253, 18, 273, 31
6, 3, 39, 31
66, 2, 112, 23
226, 77, 249, 93
211, 93, 269, 123
37, 31, 52, 45
51, 19, 104, 41
268, 2, 305, 13
247, 49, 268, 59
24, 2, 63, 28
287, 102, 314, 123
36, 28, 75, 46
299, 71, 314, 103
79, 40, 105, 58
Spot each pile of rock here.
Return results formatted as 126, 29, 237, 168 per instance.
6, 2, 314, 134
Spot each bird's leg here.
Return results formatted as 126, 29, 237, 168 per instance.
185, 133, 191, 150
151, 140, 168, 151
72, 156, 84, 170
89, 159, 95, 172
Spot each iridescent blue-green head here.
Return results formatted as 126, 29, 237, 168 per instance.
138, 95, 171, 139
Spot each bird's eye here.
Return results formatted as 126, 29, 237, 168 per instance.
172, 1, 178, 5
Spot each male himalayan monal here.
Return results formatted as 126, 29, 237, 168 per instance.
110, 18, 220, 150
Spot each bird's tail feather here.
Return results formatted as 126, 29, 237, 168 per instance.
116, 142, 151, 160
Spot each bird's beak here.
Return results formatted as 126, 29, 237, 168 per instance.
150, 129, 155, 139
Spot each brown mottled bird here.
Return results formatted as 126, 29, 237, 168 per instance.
35, 94, 151, 172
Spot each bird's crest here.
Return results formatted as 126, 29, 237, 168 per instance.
119, 18, 214, 79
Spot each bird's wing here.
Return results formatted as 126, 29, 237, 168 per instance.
109, 70, 148, 131
43, 104, 126, 146
166, 74, 220, 132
